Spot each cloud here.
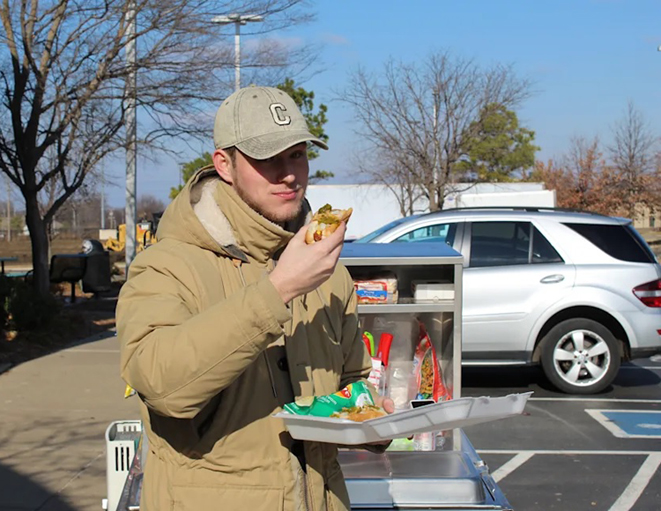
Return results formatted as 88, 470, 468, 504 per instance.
532, 64, 561, 76
321, 33, 350, 46
244, 36, 305, 51
642, 35, 661, 46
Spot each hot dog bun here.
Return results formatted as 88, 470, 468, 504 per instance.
304, 204, 353, 244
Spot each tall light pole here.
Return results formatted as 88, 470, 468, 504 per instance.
211, 14, 264, 91
125, 1, 138, 269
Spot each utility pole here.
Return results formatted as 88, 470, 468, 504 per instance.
100, 159, 105, 230
5, 176, 10, 242
211, 14, 264, 91
432, 90, 440, 210
125, 1, 138, 268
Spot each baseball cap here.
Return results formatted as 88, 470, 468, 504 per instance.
213, 85, 328, 160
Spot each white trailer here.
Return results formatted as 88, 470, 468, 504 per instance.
306, 183, 557, 241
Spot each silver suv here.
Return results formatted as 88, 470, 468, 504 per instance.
356, 207, 661, 394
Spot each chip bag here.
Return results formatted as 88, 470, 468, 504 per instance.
413, 323, 450, 402
283, 382, 378, 418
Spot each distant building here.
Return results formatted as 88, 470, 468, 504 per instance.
20, 219, 63, 236
633, 205, 661, 230
305, 182, 556, 240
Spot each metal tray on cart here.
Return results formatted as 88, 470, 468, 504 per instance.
339, 431, 512, 510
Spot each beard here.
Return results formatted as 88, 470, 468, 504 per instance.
233, 180, 304, 224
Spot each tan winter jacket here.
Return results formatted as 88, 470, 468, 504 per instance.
117, 168, 372, 511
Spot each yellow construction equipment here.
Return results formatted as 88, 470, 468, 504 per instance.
105, 221, 157, 252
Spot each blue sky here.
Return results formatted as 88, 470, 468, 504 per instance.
104, 0, 661, 208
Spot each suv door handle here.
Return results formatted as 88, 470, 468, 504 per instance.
540, 274, 565, 284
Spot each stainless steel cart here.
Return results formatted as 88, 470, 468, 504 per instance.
336, 242, 512, 510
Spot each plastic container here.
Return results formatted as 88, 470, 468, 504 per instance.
273, 392, 532, 445
104, 420, 142, 511
385, 361, 416, 410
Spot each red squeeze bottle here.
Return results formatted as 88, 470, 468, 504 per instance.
377, 333, 394, 367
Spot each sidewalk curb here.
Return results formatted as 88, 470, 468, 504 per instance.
0, 329, 116, 377
64, 329, 117, 350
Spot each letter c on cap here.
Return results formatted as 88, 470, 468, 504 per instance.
270, 103, 291, 126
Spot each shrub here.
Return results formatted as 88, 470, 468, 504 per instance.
0, 275, 14, 333
7, 281, 60, 331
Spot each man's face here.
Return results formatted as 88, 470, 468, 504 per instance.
216, 143, 310, 224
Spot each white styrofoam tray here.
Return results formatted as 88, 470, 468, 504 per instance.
273, 392, 532, 445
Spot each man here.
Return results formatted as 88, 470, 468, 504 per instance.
117, 85, 392, 511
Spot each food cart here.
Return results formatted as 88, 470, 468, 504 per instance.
105, 242, 529, 510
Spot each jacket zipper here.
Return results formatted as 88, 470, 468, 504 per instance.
300, 446, 311, 511
302, 466, 311, 511
244, 259, 311, 510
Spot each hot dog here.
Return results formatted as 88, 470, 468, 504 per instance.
330, 404, 387, 422
305, 204, 353, 244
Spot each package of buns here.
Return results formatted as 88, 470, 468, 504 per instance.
354, 275, 398, 304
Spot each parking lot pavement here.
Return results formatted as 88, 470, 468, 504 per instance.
2, 328, 656, 511
462, 358, 661, 511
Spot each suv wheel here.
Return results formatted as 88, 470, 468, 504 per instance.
540, 318, 621, 394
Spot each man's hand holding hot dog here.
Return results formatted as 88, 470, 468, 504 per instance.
270, 221, 347, 304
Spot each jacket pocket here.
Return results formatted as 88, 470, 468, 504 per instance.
172, 485, 284, 511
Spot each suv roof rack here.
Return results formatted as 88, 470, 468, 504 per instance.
425, 206, 611, 217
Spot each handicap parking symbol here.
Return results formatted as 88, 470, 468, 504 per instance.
586, 410, 661, 438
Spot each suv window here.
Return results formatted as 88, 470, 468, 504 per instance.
393, 222, 458, 245
470, 221, 563, 268
532, 226, 564, 264
564, 223, 656, 263
356, 216, 414, 243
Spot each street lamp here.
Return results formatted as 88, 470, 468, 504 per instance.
211, 13, 264, 91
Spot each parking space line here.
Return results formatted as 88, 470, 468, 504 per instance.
586, 409, 631, 438
491, 452, 534, 483
586, 409, 661, 438
531, 397, 661, 404
607, 453, 661, 511
479, 450, 661, 455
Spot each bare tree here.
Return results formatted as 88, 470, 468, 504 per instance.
353, 150, 425, 216
530, 137, 632, 216
339, 51, 532, 212
137, 194, 165, 220
609, 102, 659, 219
0, 0, 314, 295
562, 137, 623, 214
